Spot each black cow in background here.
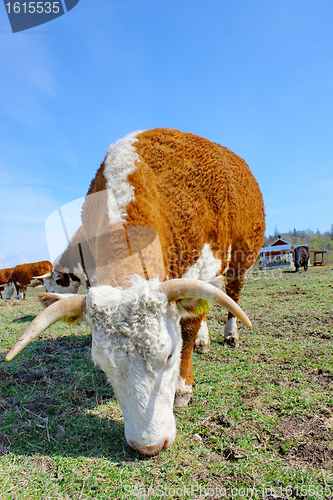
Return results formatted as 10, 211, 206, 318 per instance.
293, 245, 310, 272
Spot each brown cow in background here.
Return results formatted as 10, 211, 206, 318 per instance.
0, 268, 14, 299
6, 261, 53, 299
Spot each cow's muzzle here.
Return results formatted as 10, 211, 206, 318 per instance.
128, 436, 172, 456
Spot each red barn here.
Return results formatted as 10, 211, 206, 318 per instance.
259, 237, 293, 270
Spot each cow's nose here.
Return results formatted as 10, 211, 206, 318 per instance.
128, 437, 172, 456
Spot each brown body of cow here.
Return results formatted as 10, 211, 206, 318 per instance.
0, 268, 14, 299
7, 261, 53, 299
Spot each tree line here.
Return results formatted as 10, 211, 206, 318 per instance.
264, 225, 333, 252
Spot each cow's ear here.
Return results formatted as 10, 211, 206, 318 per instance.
54, 263, 64, 273
174, 276, 225, 318
38, 292, 65, 308
208, 276, 225, 289
176, 297, 211, 318
37, 293, 86, 325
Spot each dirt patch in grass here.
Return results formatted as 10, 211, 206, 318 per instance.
35, 333, 92, 354
12, 367, 71, 386
12, 369, 48, 385
288, 442, 333, 466
23, 396, 61, 415
316, 370, 333, 388
271, 415, 333, 469
278, 415, 330, 440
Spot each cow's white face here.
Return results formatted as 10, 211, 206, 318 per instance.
85, 278, 182, 456
43, 271, 81, 294
4, 283, 14, 299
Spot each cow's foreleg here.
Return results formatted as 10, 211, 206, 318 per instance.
224, 269, 246, 347
14, 283, 20, 300
175, 314, 204, 407
194, 313, 210, 353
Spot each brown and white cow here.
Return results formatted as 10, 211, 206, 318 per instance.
6, 261, 53, 299
37, 226, 92, 295
6, 129, 265, 455
0, 268, 14, 299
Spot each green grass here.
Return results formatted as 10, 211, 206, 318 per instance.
0, 265, 332, 499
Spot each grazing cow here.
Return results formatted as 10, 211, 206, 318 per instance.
6, 129, 265, 455
0, 268, 14, 299
293, 245, 310, 272
6, 261, 53, 299
36, 226, 92, 294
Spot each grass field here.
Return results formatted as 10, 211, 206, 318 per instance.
0, 265, 332, 499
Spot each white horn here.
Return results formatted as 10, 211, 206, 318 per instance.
159, 279, 252, 328
5, 295, 86, 362
33, 272, 52, 279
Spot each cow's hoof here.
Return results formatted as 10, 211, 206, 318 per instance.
174, 391, 192, 407
224, 336, 240, 348
194, 342, 210, 354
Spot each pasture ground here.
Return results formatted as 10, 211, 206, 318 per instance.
0, 265, 332, 499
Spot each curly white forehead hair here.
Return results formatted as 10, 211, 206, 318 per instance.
85, 275, 180, 372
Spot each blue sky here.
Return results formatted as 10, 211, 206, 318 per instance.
1, 0, 332, 268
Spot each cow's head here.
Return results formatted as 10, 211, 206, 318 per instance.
5, 276, 251, 456
36, 264, 82, 294
4, 282, 15, 299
